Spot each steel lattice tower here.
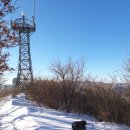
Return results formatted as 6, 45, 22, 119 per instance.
11, 15, 36, 89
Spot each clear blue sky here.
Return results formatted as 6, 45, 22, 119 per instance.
6, 0, 130, 83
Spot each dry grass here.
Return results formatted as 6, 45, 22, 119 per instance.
27, 78, 64, 109
0, 86, 14, 101
27, 78, 130, 127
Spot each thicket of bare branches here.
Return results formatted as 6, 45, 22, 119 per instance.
28, 78, 130, 126
27, 79, 63, 109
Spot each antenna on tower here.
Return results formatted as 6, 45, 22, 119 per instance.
33, 0, 36, 22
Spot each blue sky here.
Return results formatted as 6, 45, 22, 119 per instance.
6, 0, 130, 83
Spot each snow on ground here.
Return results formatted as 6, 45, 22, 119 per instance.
0, 94, 130, 130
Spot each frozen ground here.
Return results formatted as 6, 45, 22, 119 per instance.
0, 94, 130, 130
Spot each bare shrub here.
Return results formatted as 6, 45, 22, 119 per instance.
73, 81, 130, 126
27, 78, 63, 109
0, 86, 14, 101
27, 77, 130, 126
49, 57, 85, 112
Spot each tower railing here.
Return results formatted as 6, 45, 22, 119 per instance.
11, 15, 36, 33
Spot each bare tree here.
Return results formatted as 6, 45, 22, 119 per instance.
123, 58, 130, 102
124, 58, 130, 83
49, 57, 85, 112
0, 0, 18, 81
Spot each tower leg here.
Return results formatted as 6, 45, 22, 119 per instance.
15, 32, 33, 90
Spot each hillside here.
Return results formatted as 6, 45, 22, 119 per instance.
0, 94, 130, 130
